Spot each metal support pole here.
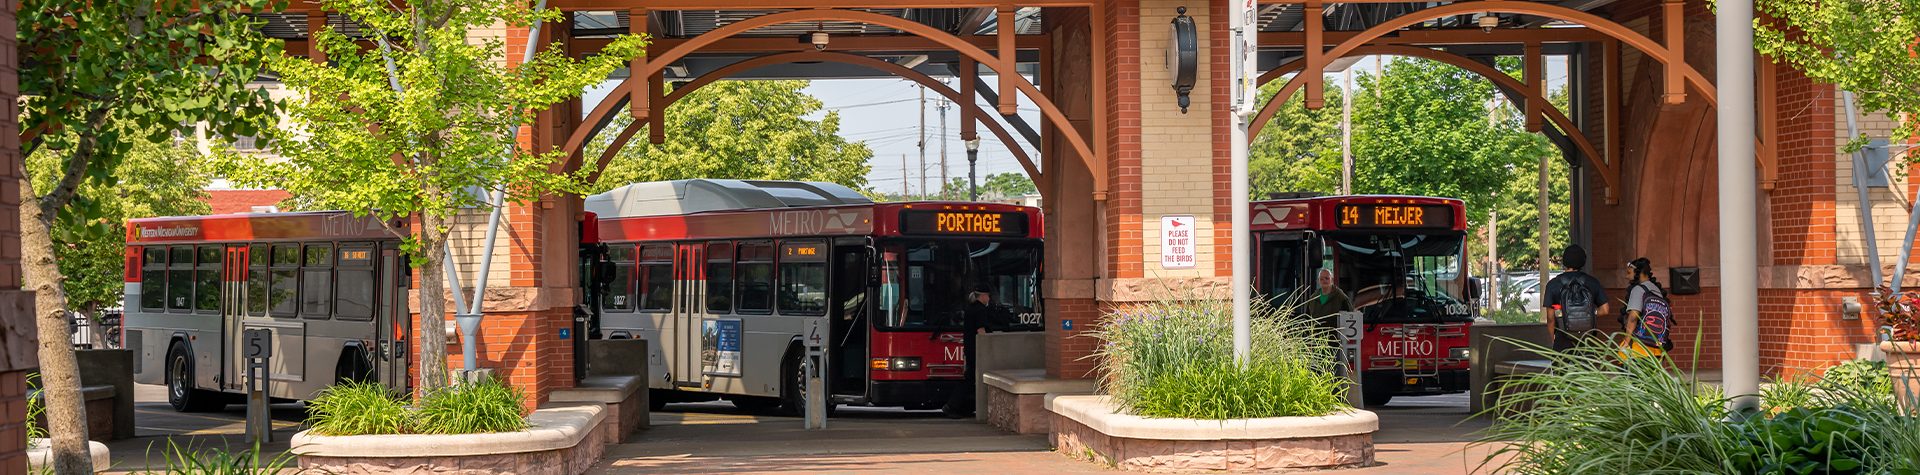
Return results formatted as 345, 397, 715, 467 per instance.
1539, 154, 1551, 323
1843, 91, 1886, 290
1716, 0, 1760, 415
968, 150, 980, 201
1230, 0, 1258, 363
1341, 67, 1353, 195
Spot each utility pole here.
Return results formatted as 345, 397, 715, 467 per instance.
900, 154, 910, 198
925, 84, 933, 199
938, 97, 950, 200
1538, 155, 1551, 324
1341, 66, 1353, 195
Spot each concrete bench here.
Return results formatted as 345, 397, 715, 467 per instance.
549, 375, 647, 444
1488, 359, 1553, 417
31, 385, 118, 443
981, 368, 1095, 434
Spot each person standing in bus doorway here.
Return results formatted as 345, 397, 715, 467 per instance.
1303, 268, 1354, 330
944, 285, 1005, 418
1543, 244, 1609, 351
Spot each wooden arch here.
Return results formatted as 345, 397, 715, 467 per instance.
1261, 0, 1777, 195
559, 9, 1104, 196
585, 51, 1046, 193
1252, 45, 1618, 200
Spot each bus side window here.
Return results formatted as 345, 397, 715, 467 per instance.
706, 242, 733, 313
736, 242, 774, 313
140, 247, 167, 310
195, 245, 222, 313
776, 241, 827, 316
270, 244, 300, 317
335, 244, 375, 320
604, 245, 635, 312
167, 246, 194, 312
248, 244, 269, 316
637, 244, 673, 312
302, 244, 334, 318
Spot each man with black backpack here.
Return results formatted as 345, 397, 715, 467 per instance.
1543, 245, 1609, 351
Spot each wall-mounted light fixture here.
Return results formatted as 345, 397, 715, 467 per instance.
1477, 13, 1499, 33
1166, 7, 1199, 113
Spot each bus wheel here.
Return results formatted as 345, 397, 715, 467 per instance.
167, 343, 225, 413
777, 350, 834, 418
1362, 385, 1394, 407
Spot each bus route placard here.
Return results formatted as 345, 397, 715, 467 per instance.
1335, 204, 1454, 229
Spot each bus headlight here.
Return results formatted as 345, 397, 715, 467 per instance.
1449, 347, 1470, 360
871, 357, 922, 371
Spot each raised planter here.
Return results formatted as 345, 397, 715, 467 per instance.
27, 438, 111, 473
292, 403, 608, 475
549, 375, 647, 444
1046, 395, 1377, 472
982, 368, 1095, 434
1884, 341, 1919, 412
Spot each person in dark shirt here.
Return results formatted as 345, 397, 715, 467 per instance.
1302, 268, 1354, 329
1542, 244, 1609, 351
943, 285, 1006, 418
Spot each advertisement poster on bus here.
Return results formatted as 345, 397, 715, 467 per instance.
703, 319, 742, 376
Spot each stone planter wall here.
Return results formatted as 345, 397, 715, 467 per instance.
293, 404, 608, 475
550, 376, 647, 444
982, 369, 1095, 434
1047, 395, 1376, 472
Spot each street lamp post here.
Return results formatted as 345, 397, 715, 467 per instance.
966, 138, 981, 201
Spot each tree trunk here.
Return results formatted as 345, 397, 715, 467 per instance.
18, 171, 94, 474
415, 210, 451, 393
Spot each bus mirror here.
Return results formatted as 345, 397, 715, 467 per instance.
1465, 278, 1482, 301
594, 260, 615, 282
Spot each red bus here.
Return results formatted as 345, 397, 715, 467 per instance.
122, 211, 412, 411
580, 179, 1044, 414
1251, 194, 1475, 406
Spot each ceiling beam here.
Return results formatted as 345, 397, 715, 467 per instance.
545, 0, 1094, 10
569, 34, 1049, 56
1260, 28, 1609, 47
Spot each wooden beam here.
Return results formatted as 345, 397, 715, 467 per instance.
648, 72, 665, 145
1259, 28, 1610, 47
546, 0, 1093, 10
960, 58, 978, 141
1662, 0, 1685, 104
631, 7, 648, 121
1090, 1, 1108, 201
1303, 1, 1323, 109
997, 5, 1017, 115
1524, 42, 1543, 133
569, 35, 1048, 57
306, 12, 327, 62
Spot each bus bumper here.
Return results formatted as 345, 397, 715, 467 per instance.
1363, 369, 1470, 397
868, 379, 965, 409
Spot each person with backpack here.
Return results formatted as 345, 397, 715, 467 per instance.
1620, 257, 1675, 359
1544, 244, 1609, 351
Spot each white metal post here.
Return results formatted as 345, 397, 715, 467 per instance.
1230, 0, 1258, 363
1341, 67, 1352, 195
1716, 0, 1760, 415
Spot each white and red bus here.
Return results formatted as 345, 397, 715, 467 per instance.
1251, 194, 1475, 406
123, 211, 413, 411
580, 179, 1044, 414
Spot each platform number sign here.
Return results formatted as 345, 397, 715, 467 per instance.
245, 328, 273, 358
1160, 215, 1196, 269
804, 318, 825, 349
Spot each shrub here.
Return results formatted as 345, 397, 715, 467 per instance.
139, 439, 298, 475
1819, 359, 1892, 401
1088, 295, 1346, 420
413, 376, 528, 434
1482, 305, 1542, 325
305, 381, 411, 436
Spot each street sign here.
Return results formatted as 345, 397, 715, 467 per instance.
803, 318, 825, 350
244, 328, 273, 444
1336, 311, 1365, 407
802, 317, 827, 430
245, 328, 272, 358
1160, 215, 1197, 269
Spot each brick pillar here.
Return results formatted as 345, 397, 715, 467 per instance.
1, 0, 35, 470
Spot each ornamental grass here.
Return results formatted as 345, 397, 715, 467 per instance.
1086, 294, 1347, 420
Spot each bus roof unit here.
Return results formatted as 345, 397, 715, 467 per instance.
585, 179, 872, 219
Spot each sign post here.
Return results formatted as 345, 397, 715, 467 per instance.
1229, 0, 1260, 363
802, 317, 827, 430
1336, 311, 1365, 407
244, 328, 273, 444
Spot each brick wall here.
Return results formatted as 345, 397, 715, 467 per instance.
1769, 63, 1839, 267
1132, 0, 1220, 280
1104, 0, 1144, 279
2, 0, 32, 470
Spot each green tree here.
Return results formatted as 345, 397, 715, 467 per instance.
587, 80, 872, 194
29, 138, 212, 318
219, 1, 643, 392
936, 172, 1038, 201
1250, 83, 1344, 197
1755, 0, 1920, 145
19, 1, 282, 471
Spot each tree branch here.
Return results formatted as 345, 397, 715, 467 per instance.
38, 106, 113, 224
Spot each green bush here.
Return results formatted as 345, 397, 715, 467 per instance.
1482, 305, 1543, 325
413, 376, 528, 434
25, 373, 45, 444
136, 439, 298, 474
306, 381, 411, 436
1480, 336, 1920, 474
1819, 359, 1893, 401
1088, 295, 1346, 420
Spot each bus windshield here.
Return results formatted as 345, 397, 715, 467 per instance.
879, 240, 1042, 332
1325, 233, 1471, 321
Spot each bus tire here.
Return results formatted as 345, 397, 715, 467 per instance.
776, 346, 834, 418
166, 342, 225, 413
1362, 387, 1394, 407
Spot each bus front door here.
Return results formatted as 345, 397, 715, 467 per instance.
673, 244, 705, 389
376, 243, 411, 392
222, 245, 250, 391
830, 239, 870, 398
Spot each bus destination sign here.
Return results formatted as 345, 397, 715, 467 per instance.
1336, 204, 1454, 229
900, 210, 1029, 236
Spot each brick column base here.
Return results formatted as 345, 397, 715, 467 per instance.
1045, 298, 1101, 380
1, 370, 28, 473
425, 306, 577, 411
